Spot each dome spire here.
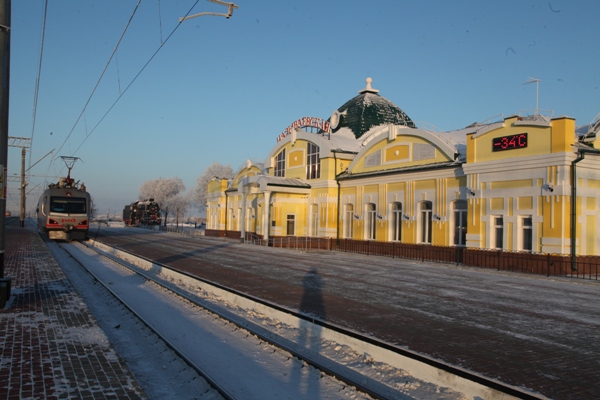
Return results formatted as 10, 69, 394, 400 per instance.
358, 77, 380, 94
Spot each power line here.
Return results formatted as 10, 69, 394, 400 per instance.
28, 0, 49, 168
54, 0, 145, 158
72, 0, 203, 155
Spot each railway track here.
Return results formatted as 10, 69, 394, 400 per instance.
56, 238, 543, 399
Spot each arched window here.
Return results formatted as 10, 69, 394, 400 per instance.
390, 202, 402, 241
344, 204, 354, 239
309, 204, 319, 236
419, 201, 432, 244
306, 142, 320, 179
366, 203, 377, 240
452, 200, 467, 246
274, 149, 286, 177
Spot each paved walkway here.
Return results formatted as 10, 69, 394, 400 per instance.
0, 220, 146, 400
96, 227, 600, 400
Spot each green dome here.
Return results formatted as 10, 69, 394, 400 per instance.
331, 78, 416, 139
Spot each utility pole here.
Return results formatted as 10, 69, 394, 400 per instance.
8, 137, 30, 227
20, 147, 24, 225
0, 0, 11, 307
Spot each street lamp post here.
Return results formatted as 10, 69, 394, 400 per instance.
0, 0, 11, 307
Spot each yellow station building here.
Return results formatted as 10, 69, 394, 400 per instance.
206, 78, 600, 255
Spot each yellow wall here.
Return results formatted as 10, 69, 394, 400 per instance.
467, 116, 571, 163
352, 135, 451, 174
550, 117, 576, 153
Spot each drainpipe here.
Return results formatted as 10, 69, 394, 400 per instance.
334, 150, 340, 241
570, 146, 600, 271
224, 190, 229, 238
570, 152, 584, 270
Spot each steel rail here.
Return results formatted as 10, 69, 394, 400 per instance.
57, 242, 237, 400
87, 238, 545, 400
80, 240, 389, 399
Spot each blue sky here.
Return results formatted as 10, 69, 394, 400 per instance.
7, 0, 600, 216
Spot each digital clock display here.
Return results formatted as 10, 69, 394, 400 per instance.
492, 133, 527, 152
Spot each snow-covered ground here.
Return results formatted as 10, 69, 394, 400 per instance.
48, 236, 484, 399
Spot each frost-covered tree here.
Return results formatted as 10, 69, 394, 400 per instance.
170, 191, 192, 227
139, 177, 186, 226
194, 162, 234, 214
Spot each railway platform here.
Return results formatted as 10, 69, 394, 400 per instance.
0, 220, 146, 400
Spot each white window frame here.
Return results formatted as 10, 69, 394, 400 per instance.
309, 204, 319, 237
419, 201, 432, 244
306, 142, 320, 180
274, 149, 286, 177
366, 203, 377, 240
286, 214, 296, 236
343, 204, 354, 239
492, 215, 504, 250
390, 202, 402, 242
227, 208, 234, 230
520, 215, 533, 252
452, 200, 467, 246
210, 206, 218, 230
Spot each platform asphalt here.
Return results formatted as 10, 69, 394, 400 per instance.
0, 220, 146, 400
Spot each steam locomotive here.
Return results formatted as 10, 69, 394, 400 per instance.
37, 176, 92, 241
123, 199, 161, 226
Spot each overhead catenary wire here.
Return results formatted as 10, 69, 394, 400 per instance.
28, 0, 49, 169
53, 0, 145, 159
71, 0, 202, 156
39, 0, 204, 189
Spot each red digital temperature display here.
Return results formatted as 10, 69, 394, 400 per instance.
492, 133, 527, 152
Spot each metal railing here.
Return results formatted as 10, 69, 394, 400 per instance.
237, 233, 600, 281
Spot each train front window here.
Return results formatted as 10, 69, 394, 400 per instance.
50, 197, 87, 213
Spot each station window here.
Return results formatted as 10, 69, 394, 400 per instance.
286, 214, 295, 236
419, 201, 432, 244
390, 202, 402, 241
309, 204, 319, 237
453, 200, 467, 246
227, 208, 234, 230
521, 216, 533, 251
274, 149, 286, 177
210, 206, 218, 230
366, 203, 377, 240
344, 204, 354, 239
493, 216, 504, 249
306, 142, 320, 179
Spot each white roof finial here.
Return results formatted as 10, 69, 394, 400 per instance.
359, 77, 379, 94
